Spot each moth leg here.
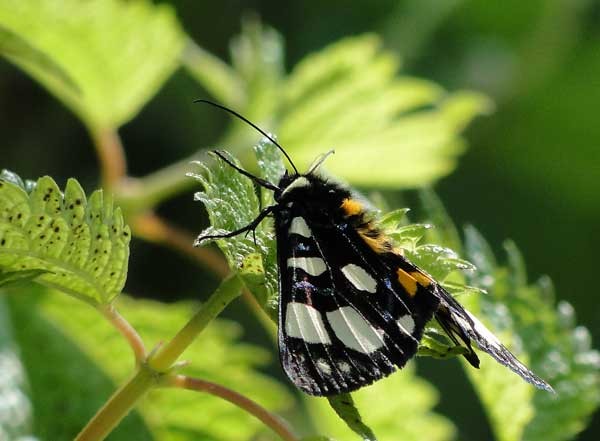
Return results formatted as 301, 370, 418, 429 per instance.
212, 150, 280, 192
194, 205, 276, 245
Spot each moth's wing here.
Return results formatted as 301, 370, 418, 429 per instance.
276, 215, 439, 396
433, 284, 554, 392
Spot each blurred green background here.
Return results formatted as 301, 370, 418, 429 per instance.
1, 0, 599, 439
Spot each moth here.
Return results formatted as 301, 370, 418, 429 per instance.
195, 100, 553, 396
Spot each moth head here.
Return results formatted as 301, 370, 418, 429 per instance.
275, 150, 335, 201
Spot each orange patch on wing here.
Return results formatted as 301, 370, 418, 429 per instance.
410, 271, 432, 287
340, 198, 363, 217
396, 268, 418, 297
359, 231, 388, 253
391, 246, 405, 256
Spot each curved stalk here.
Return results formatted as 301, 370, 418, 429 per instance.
167, 375, 298, 441
100, 304, 146, 364
75, 274, 243, 441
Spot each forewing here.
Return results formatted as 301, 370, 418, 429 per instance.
434, 287, 553, 392
276, 213, 439, 396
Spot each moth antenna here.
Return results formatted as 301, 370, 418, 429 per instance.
194, 99, 299, 175
307, 149, 335, 175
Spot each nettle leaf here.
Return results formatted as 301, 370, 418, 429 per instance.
0, 23, 78, 96
0, 0, 184, 131
462, 227, 600, 441
191, 142, 283, 308
0, 295, 38, 441
276, 35, 492, 187
5, 286, 292, 441
327, 394, 377, 441
308, 365, 455, 441
0, 173, 130, 305
230, 17, 285, 116
254, 139, 286, 311
0, 268, 49, 287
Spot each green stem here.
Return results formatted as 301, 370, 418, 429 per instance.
149, 273, 243, 371
74, 368, 156, 441
115, 152, 206, 215
75, 274, 243, 441
114, 124, 259, 215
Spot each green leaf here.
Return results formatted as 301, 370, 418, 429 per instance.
418, 188, 462, 253
0, 0, 184, 131
182, 39, 245, 109
462, 226, 600, 441
300, 437, 336, 441
230, 17, 285, 121
5, 285, 159, 441
0, 173, 131, 305
308, 365, 455, 441
190, 17, 285, 150
5, 285, 293, 440
277, 35, 492, 188
0, 23, 78, 96
378, 208, 411, 230
327, 394, 377, 441
191, 144, 281, 309
0, 295, 38, 441
0, 269, 48, 287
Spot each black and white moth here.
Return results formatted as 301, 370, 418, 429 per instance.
195, 100, 553, 396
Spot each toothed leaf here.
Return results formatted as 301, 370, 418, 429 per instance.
0, 173, 130, 305
462, 226, 600, 441
278, 35, 492, 188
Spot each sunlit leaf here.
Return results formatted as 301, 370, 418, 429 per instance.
0, 0, 184, 131
5, 285, 292, 441
4, 285, 150, 441
327, 394, 377, 441
190, 149, 274, 307
182, 39, 245, 109
191, 139, 286, 311
0, 173, 130, 305
276, 35, 492, 187
0, 269, 48, 287
308, 365, 455, 441
462, 227, 600, 441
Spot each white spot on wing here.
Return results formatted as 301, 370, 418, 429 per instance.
285, 302, 332, 344
316, 359, 332, 375
338, 361, 352, 373
397, 314, 415, 334
326, 306, 385, 354
341, 264, 377, 293
287, 257, 327, 276
289, 217, 312, 238
282, 177, 310, 195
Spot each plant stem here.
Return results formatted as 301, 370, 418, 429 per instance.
130, 212, 230, 277
100, 304, 146, 364
130, 212, 277, 336
91, 128, 127, 189
167, 375, 298, 441
115, 154, 204, 215
76, 275, 243, 441
74, 368, 156, 441
149, 273, 243, 371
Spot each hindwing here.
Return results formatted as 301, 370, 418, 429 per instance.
434, 286, 553, 391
